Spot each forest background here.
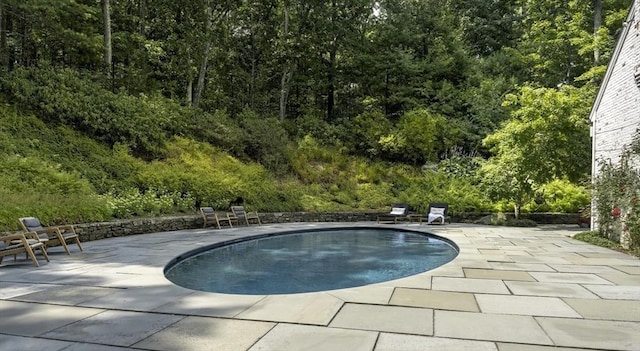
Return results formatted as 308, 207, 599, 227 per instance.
0, 0, 633, 231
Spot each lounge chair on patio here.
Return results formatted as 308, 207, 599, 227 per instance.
425, 202, 450, 224
376, 204, 410, 223
19, 217, 83, 255
231, 206, 261, 226
0, 232, 50, 267
200, 207, 236, 229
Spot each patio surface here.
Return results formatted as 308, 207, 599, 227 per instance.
1, 222, 639, 351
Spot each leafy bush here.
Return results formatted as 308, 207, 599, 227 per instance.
573, 231, 626, 251
135, 137, 293, 212
346, 110, 392, 157
102, 188, 195, 219
379, 108, 449, 164
525, 179, 590, 213
1, 66, 195, 156
237, 109, 292, 174
399, 170, 492, 213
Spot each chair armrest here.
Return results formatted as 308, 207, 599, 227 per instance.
33, 227, 60, 234
1, 233, 26, 243
23, 232, 42, 241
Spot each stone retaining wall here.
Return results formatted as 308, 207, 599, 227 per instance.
68, 211, 581, 243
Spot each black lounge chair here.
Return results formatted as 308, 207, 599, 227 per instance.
426, 202, 450, 224
377, 203, 410, 223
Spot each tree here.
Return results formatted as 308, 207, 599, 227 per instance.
481, 85, 592, 216
102, 0, 112, 78
379, 108, 450, 165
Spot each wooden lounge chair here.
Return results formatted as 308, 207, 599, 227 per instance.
376, 204, 410, 223
19, 217, 83, 255
200, 207, 235, 229
0, 232, 50, 267
425, 202, 450, 224
231, 206, 261, 226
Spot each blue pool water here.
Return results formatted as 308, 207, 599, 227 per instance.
164, 227, 458, 295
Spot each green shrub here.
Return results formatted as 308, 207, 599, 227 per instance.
573, 231, 624, 250
0, 189, 111, 232
399, 171, 492, 213
102, 188, 195, 219
237, 109, 292, 174
135, 137, 293, 212
0, 66, 191, 156
525, 179, 590, 213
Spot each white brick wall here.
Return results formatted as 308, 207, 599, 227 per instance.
590, 2, 640, 231
592, 3, 640, 173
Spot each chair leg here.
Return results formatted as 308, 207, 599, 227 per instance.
38, 246, 50, 262
74, 237, 83, 251
23, 244, 40, 267
58, 237, 72, 255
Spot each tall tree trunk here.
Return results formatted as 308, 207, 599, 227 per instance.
193, 4, 213, 109
0, 0, 7, 69
327, 40, 336, 120
279, 3, 292, 122
593, 0, 602, 64
186, 77, 193, 106
138, 0, 147, 36
102, 0, 112, 76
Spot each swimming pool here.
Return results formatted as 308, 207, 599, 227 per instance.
164, 227, 458, 295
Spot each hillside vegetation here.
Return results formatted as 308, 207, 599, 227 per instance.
0, 0, 627, 230
0, 70, 587, 231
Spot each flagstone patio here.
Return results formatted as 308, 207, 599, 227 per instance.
1, 223, 639, 351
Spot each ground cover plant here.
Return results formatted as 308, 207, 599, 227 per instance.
0, 0, 630, 232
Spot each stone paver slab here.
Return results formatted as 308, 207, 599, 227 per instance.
475, 294, 581, 317
236, 292, 343, 325
613, 265, 640, 275
61, 344, 139, 351
463, 268, 535, 281
329, 303, 433, 335
78, 285, 193, 311
598, 273, 640, 285
506, 255, 570, 264
548, 264, 627, 275
529, 272, 613, 285
41, 310, 184, 347
132, 316, 275, 351
389, 288, 479, 312
582, 284, 640, 300
0, 300, 103, 337
537, 317, 640, 351
432, 277, 509, 294
248, 323, 377, 351
374, 333, 498, 351
497, 342, 592, 351
0, 282, 51, 299
435, 310, 553, 345
327, 285, 394, 304
153, 292, 266, 318
505, 281, 599, 298
563, 298, 640, 321
0, 334, 71, 351
10, 285, 119, 305
488, 263, 555, 272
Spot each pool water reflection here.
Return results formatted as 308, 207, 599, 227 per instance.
164, 228, 458, 295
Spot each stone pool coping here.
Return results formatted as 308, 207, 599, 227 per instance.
1, 222, 639, 351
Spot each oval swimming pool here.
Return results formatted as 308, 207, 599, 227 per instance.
164, 227, 458, 295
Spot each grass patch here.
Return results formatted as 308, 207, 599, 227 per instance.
573, 231, 639, 257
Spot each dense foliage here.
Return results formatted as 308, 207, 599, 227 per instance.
592, 133, 640, 250
0, 0, 631, 230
